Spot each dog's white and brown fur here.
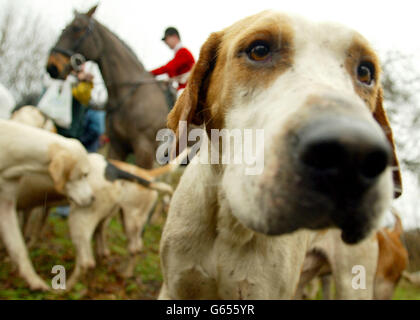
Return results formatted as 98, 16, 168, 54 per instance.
0, 119, 93, 290
64, 153, 175, 289
296, 210, 408, 300
8, 106, 182, 291
11, 106, 57, 133
159, 11, 402, 299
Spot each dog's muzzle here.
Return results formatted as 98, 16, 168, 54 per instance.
297, 116, 391, 194
295, 115, 392, 243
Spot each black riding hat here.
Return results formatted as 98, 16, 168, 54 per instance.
162, 27, 180, 41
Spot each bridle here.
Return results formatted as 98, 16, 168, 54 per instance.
49, 17, 168, 113
51, 18, 95, 60
50, 18, 96, 79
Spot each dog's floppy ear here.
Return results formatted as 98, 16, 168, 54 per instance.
48, 145, 75, 193
373, 88, 402, 198
168, 32, 223, 158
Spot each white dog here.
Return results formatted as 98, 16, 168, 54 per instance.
0, 119, 93, 290
159, 10, 401, 299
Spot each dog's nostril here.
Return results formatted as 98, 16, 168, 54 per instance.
47, 64, 59, 79
301, 141, 347, 171
296, 116, 393, 194
360, 148, 390, 179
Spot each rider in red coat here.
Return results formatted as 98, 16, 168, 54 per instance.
150, 27, 195, 94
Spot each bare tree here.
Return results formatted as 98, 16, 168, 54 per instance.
381, 50, 420, 178
379, 50, 420, 232
0, 1, 56, 103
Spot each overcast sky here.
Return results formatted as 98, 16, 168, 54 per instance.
11, 0, 420, 69
4, 0, 420, 228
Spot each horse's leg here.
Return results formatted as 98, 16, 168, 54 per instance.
106, 114, 129, 161
133, 135, 155, 169
107, 139, 129, 162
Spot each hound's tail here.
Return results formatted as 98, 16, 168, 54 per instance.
146, 147, 190, 178
109, 147, 190, 180
104, 161, 173, 194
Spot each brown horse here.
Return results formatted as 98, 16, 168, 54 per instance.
46, 5, 169, 168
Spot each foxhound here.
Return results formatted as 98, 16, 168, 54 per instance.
159, 11, 402, 299
9, 110, 182, 290
11, 105, 57, 133
296, 210, 408, 300
0, 119, 93, 290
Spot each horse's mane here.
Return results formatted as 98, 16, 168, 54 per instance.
94, 17, 145, 69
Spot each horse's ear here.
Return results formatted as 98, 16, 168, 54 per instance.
86, 4, 99, 17
168, 32, 223, 158
373, 87, 402, 198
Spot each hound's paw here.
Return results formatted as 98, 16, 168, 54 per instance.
28, 278, 50, 292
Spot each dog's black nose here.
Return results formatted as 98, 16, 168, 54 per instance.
46, 64, 59, 79
297, 116, 392, 194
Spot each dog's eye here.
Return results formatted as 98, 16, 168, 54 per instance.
247, 42, 271, 62
357, 62, 375, 85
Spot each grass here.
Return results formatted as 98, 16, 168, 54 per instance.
393, 279, 420, 300
0, 162, 184, 300
1, 165, 420, 300
0, 212, 165, 300
3, 209, 420, 300
304, 278, 420, 300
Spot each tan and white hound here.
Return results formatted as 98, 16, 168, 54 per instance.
159, 10, 402, 299
10, 105, 57, 133
296, 209, 408, 300
8, 107, 181, 291
0, 119, 93, 290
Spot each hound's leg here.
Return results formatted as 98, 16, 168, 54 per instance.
67, 209, 100, 290
0, 198, 49, 291
306, 278, 321, 299
25, 206, 49, 248
119, 207, 145, 278
93, 216, 111, 260
158, 282, 172, 300
120, 195, 157, 278
332, 238, 378, 300
321, 275, 332, 300
22, 208, 32, 241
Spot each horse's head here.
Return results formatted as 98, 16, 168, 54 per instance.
47, 5, 102, 79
